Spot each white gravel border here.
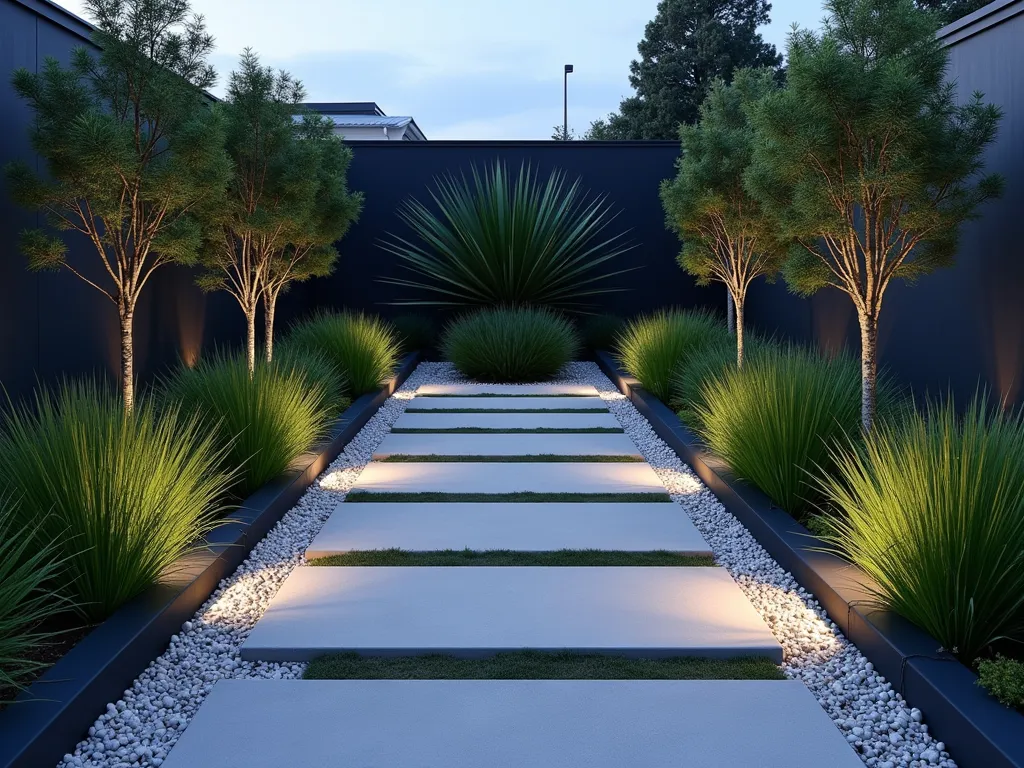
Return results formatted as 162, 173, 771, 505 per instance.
60, 361, 955, 768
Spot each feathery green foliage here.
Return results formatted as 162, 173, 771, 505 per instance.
745, 0, 1002, 431
442, 307, 580, 382
698, 345, 886, 517
615, 309, 730, 401
0, 381, 230, 621
660, 69, 785, 366
5, 0, 231, 411
161, 352, 333, 496
280, 311, 401, 396
380, 162, 635, 309
391, 313, 438, 355
579, 313, 625, 352
977, 656, 1024, 710
815, 397, 1024, 660
0, 500, 70, 695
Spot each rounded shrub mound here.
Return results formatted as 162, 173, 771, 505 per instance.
162, 351, 333, 497
817, 397, 1024, 662
442, 307, 580, 382
697, 345, 895, 519
615, 309, 730, 401
280, 311, 401, 396
0, 380, 230, 621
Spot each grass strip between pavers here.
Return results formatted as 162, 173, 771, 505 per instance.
304, 650, 783, 681
405, 408, 609, 414
309, 548, 715, 567
391, 427, 624, 434
376, 454, 644, 463
414, 393, 590, 398
345, 491, 674, 503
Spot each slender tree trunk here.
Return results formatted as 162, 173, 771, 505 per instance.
734, 294, 745, 369
245, 308, 257, 378
120, 307, 135, 414
858, 309, 879, 433
264, 292, 277, 363
726, 288, 736, 335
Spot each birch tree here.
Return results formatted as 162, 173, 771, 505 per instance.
260, 114, 362, 363
6, 0, 229, 412
661, 69, 785, 366
197, 50, 305, 374
745, 0, 1002, 431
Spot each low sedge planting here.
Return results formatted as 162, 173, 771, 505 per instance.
270, 344, 350, 416
670, 338, 745, 430
698, 345, 883, 518
163, 352, 333, 497
442, 307, 580, 382
616, 309, 730, 401
281, 310, 400, 396
816, 397, 1024, 663
305, 650, 783, 681
0, 381, 230, 622
0, 500, 69, 694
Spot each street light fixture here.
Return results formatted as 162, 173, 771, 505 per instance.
563, 64, 574, 139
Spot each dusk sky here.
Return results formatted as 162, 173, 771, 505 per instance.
52, 0, 825, 139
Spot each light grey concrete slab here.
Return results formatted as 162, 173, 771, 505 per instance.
417, 383, 599, 396
240, 566, 782, 661
306, 502, 711, 558
373, 432, 642, 458
164, 679, 864, 768
408, 395, 607, 411
393, 411, 621, 430
350, 461, 667, 495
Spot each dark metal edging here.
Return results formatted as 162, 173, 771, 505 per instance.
595, 349, 1024, 768
0, 352, 421, 768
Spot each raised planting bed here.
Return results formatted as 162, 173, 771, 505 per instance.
0, 352, 420, 768
594, 349, 1024, 768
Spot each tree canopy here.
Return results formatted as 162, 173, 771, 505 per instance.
587, 0, 782, 140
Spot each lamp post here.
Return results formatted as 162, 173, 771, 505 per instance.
563, 64, 573, 139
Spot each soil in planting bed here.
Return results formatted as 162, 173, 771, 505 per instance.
308, 549, 716, 567
0, 615, 93, 710
304, 650, 784, 681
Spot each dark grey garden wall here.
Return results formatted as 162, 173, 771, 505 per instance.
742, 0, 1024, 406
0, 0, 313, 403
306, 140, 708, 321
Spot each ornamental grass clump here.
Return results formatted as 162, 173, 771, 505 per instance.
442, 307, 580, 382
162, 351, 333, 496
0, 500, 69, 694
0, 380, 230, 622
380, 162, 635, 310
816, 397, 1024, 662
615, 309, 730, 401
698, 345, 876, 518
270, 344, 350, 416
280, 311, 400, 396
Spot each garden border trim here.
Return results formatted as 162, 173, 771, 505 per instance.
595, 350, 1024, 768
0, 352, 420, 768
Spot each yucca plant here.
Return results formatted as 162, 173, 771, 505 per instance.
0, 381, 231, 622
379, 162, 636, 309
698, 345, 883, 518
816, 397, 1024, 661
162, 352, 333, 496
280, 311, 401, 396
0, 500, 70, 695
615, 309, 731, 401
443, 307, 580, 382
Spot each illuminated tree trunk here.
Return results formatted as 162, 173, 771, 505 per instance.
263, 288, 279, 363
734, 291, 745, 368
245, 307, 257, 377
726, 288, 736, 335
858, 309, 879, 433
119, 307, 135, 414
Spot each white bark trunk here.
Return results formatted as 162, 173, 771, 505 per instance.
734, 296, 745, 368
120, 309, 134, 414
264, 294, 277, 364
246, 309, 257, 378
858, 310, 879, 433
726, 288, 736, 335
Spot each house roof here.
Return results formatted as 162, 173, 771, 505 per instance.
300, 102, 386, 117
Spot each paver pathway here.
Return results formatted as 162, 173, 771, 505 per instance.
165, 378, 864, 767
